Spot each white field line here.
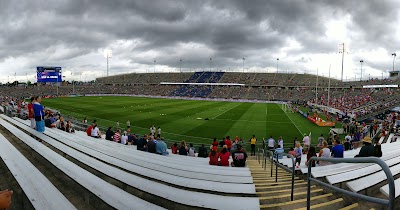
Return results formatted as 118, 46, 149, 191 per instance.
211, 103, 241, 119
279, 104, 303, 136
212, 118, 293, 124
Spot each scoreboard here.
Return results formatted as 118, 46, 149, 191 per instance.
37, 66, 62, 83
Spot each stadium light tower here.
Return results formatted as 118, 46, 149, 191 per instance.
360, 60, 363, 81
154, 60, 156, 73
242, 58, 245, 73
339, 43, 347, 82
392, 53, 397, 77
180, 59, 182, 73
276, 58, 279, 73
209, 58, 212, 72
103, 50, 112, 76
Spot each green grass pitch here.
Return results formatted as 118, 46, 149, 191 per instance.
42, 96, 338, 150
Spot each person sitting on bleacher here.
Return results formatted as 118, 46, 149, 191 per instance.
318, 141, 331, 166
147, 136, 157, 153
66, 121, 75, 133
305, 146, 317, 167
198, 144, 208, 158
113, 129, 121, 143
105, 127, 114, 141
355, 137, 375, 157
231, 144, 248, 167
86, 121, 95, 136
178, 141, 188, 155
331, 139, 344, 158
137, 135, 148, 151
171, 143, 178, 154
121, 131, 128, 145
219, 145, 230, 167
156, 138, 169, 155
374, 138, 382, 157
274, 145, 284, 159
90, 124, 101, 138
209, 146, 219, 166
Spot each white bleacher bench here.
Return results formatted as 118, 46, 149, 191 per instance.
15, 118, 252, 182
0, 134, 76, 210
0, 117, 164, 210
18, 119, 255, 194
4, 116, 260, 209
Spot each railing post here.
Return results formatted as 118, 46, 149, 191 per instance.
257, 148, 260, 164
275, 153, 278, 183
270, 151, 273, 177
289, 154, 295, 201
307, 158, 312, 210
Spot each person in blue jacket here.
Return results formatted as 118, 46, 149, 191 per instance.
33, 96, 45, 133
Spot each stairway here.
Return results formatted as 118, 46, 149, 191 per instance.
246, 159, 361, 210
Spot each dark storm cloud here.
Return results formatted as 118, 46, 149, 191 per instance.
0, 0, 399, 78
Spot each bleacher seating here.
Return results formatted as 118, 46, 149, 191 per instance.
2, 115, 260, 209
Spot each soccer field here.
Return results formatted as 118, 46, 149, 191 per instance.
42, 96, 336, 149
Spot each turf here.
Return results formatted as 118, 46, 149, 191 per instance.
42, 96, 337, 150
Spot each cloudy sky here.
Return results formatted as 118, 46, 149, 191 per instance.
0, 0, 399, 83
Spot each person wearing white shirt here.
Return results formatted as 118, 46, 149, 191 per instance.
121, 132, 128, 145
91, 124, 100, 138
277, 136, 284, 149
303, 134, 311, 152
267, 136, 275, 150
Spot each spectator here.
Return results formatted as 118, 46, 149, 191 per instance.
211, 138, 218, 151
288, 147, 296, 158
156, 138, 169, 155
219, 145, 230, 167
171, 143, 178, 154
318, 140, 331, 166
250, 135, 257, 156
126, 120, 131, 130
105, 127, 114, 141
128, 133, 136, 145
121, 131, 128, 145
294, 143, 303, 168
277, 136, 284, 149
82, 117, 87, 124
179, 141, 188, 155
231, 144, 248, 167
147, 136, 157, 153
374, 138, 382, 157
209, 146, 219, 166
91, 124, 101, 138
267, 136, 275, 151
198, 144, 208, 158
331, 139, 344, 158
219, 138, 225, 147
137, 134, 148, 151
317, 134, 324, 148
113, 129, 121, 143
157, 127, 161, 138
188, 143, 196, 157
355, 137, 375, 157
344, 137, 352, 151
116, 121, 120, 129
274, 145, 284, 159
86, 121, 95, 136
28, 96, 35, 129
0, 190, 13, 209
305, 146, 317, 167
33, 96, 45, 133
302, 133, 310, 152
225, 136, 232, 152
66, 121, 75, 133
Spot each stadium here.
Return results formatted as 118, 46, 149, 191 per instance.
2, 1, 400, 210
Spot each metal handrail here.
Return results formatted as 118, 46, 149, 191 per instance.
306, 157, 395, 210
273, 152, 295, 201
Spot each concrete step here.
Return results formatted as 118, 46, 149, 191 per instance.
259, 189, 323, 204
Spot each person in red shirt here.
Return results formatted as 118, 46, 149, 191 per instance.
209, 147, 219, 165
113, 129, 121, 143
219, 145, 230, 167
86, 120, 96, 136
28, 97, 35, 129
171, 143, 178, 154
211, 138, 218, 151
224, 136, 232, 152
